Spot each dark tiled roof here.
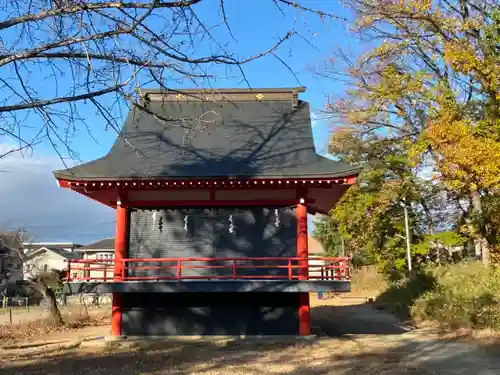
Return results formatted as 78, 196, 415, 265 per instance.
53, 92, 360, 180
79, 238, 115, 250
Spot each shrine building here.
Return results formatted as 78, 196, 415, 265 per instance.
56, 87, 360, 337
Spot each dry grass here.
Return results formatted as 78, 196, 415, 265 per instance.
350, 266, 388, 296
0, 306, 110, 346
434, 327, 500, 353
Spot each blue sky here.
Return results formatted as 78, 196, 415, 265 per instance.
0, 1, 362, 243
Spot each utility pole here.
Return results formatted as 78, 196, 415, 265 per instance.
396, 202, 412, 272
403, 204, 412, 272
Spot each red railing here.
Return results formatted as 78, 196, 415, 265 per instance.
65, 257, 351, 282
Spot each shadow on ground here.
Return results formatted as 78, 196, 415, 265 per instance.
2, 301, 500, 374
2, 333, 500, 375
311, 301, 410, 336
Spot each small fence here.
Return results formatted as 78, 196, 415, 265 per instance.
1, 296, 37, 308
0, 293, 112, 326
65, 293, 112, 306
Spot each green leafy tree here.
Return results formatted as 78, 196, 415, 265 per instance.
312, 216, 343, 256
320, 0, 499, 267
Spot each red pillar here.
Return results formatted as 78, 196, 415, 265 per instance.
299, 292, 310, 336
296, 201, 310, 336
112, 204, 128, 337
296, 202, 308, 279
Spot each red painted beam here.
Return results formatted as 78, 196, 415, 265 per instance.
57, 176, 358, 190
125, 200, 299, 208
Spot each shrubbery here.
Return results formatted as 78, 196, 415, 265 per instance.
376, 261, 500, 330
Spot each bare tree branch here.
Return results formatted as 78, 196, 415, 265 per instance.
0, 0, 204, 31
0, 0, 340, 160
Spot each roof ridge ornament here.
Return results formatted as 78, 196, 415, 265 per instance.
141, 87, 307, 103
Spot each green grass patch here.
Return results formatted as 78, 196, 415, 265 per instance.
376, 261, 500, 330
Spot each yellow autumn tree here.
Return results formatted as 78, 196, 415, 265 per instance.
324, 0, 500, 264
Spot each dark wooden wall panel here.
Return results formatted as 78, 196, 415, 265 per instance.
121, 292, 300, 336
128, 207, 297, 278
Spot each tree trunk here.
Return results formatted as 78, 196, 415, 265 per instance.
38, 282, 64, 326
474, 239, 483, 259
471, 190, 490, 266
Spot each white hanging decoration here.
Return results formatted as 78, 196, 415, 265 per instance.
274, 209, 280, 228
184, 215, 189, 231
152, 211, 157, 230
229, 214, 234, 234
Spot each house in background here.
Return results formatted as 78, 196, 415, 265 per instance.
23, 247, 77, 280
74, 239, 115, 281
308, 236, 326, 256
308, 236, 327, 279
0, 232, 23, 293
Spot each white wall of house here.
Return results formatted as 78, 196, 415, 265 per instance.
23, 249, 70, 280
308, 258, 326, 279
77, 250, 114, 281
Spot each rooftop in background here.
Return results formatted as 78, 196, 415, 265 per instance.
23, 242, 82, 248
22, 242, 82, 254
25, 246, 78, 260
76, 238, 115, 251
53, 87, 360, 181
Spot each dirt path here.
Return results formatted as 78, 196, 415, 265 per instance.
1, 295, 500, 374
311, 295, 500, 375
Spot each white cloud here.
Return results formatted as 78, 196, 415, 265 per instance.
0, 144, 319, 243
0, 145, 114, 244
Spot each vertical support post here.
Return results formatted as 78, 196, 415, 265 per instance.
344, 259, 351, 280
112, 204, 128, 337
298, 292, 310, 336
83, 252, 90, 281
177, 260, 182, 280
66, 260, 71, 281
296, 197, 310, 336
296, 201, 308, 279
